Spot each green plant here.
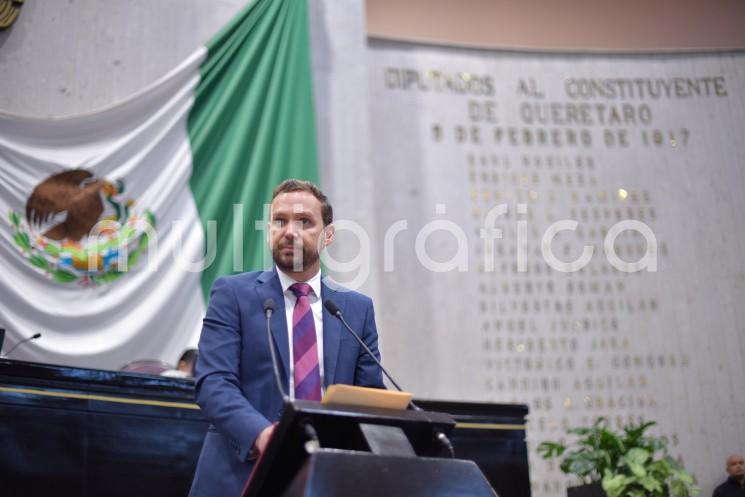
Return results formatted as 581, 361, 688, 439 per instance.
537, 417, 699, 497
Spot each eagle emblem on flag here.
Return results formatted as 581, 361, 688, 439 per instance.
8, 169, 155, 286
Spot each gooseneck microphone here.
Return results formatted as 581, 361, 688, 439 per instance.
2, 332, 42, 358
263, 299, 289, 403
323, 299, 406, 393
324, 299, 456, 458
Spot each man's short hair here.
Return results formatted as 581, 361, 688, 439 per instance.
272, 179, 333, 226
179, 348, 198, 365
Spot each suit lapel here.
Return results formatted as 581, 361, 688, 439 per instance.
255, 269, 290, 384
321, 279, 345, 387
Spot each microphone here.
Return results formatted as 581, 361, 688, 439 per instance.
263, 299, 288, 402
324, 299, 456, 457
2, 332, 42, 358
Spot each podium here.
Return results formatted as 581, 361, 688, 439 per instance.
242, 400, 498, 497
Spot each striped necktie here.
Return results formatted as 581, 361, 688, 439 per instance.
290, 283, 322, 401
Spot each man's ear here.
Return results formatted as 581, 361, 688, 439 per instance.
322, 223, 335, 248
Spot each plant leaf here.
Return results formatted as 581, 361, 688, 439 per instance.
602, 470, 632, 497
623, 448, 650, 478
639, 474, 662, 493
537, 441, 566, 459
566, 453, 597, 477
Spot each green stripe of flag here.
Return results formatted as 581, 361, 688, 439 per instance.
188, 0, 319, 300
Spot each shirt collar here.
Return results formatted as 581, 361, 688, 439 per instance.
727, 476, 745, 486
276, 267, 322, 299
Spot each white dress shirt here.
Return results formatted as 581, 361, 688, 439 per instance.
276, 268, 325, 399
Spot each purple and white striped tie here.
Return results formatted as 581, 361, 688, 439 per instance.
290, 283, 322, 401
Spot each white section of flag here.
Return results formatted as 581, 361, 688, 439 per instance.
0, 48, 208, 369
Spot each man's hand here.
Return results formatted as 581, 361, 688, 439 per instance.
254, 424, 275, 455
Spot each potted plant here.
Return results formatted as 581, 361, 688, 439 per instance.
537, 417, 700, 497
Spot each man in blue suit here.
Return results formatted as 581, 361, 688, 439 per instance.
188, 179, 384, 497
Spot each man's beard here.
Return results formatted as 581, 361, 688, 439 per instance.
272, 241, 320, 274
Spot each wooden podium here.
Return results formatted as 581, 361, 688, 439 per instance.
242, 399, 498, 497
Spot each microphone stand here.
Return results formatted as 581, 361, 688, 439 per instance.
263, 300, 289, 403
324, 300, 456, 458
2, 332, 42, 359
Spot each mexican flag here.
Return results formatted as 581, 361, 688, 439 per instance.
0, 0, 318, 369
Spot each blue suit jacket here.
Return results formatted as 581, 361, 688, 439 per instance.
188, 269, 384, 497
